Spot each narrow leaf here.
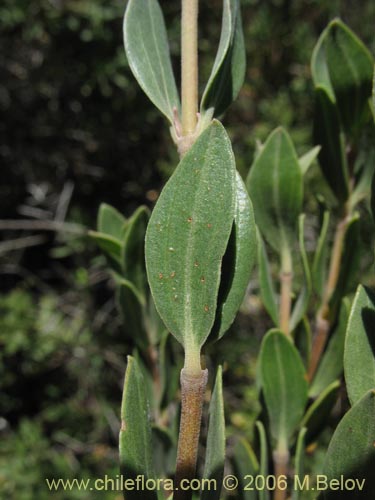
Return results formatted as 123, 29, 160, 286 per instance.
122, 206, 150, 298
256, 421, 270, 500
302, 380, 340, 443
260, 330, 308, 446
145, 121, 236, 352
312, 211, 330, 298
291, 427, 307, 500
309, 298, 349, 398
201, 0, 246, 118
98, 203, 127, 240
246, 127, 303, 255
298, 145, 321, 176
322, 390, 375, 500
119, 356, 157, 500
313, 85, 349, 203
257, 230, 278, 325
202, 367, 225, 500
294, 318, 312, 369
232, 438, 259, 500
124, 0, 180, 122
117, 279, 149, 351
311, 24, 335, 101
210, 172, 257, 341
88, 230, 123, 273
344, 285, 375, 405
290, 214, 312, 332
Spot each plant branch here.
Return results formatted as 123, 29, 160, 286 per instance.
273, 447, 289, 500
307, 213, 350, 381
181, 0, 199, 136
279, 250, 293, 336
174, 367, 208, 500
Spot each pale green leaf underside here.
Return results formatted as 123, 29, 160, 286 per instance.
202, 367, 225, 500
98, 203, 127, 240
298, 145, 321, 176
210, 172, 257, 341
246, 127, 303, 255
201, 0, 246, 117
119, 356, 157, 500
344, 285, 375, 406
124, 0, 180, 123
145, 121, 236, 352
260, 329, 308, 445
323, 390, 375, 499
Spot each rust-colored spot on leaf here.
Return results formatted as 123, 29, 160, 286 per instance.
194, 261, 199, 267
200, 276, 205, 283
204, 305, 209, 312
187, 217, 193, 223
170, 271, 176, 278
120, 419, 127, 432
207, 223, 212, 228
159, 272, 163, 279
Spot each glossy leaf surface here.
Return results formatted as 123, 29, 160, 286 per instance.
201, 0, 246, 118
246, 127, 303, 255
344, 285, 375, 405
260, 330, 308, 446
124, 0, 180, 122
323, 390, 375, 500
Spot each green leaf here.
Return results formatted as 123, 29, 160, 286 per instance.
313, 86, 349, 203
201, 0, 246, 118
246, 127, 303, 256
117, 279, 149, 351
88, 230, 123, 273
344, 285, 375, 406
309, 298, 350, 398
119, 356, 157, 500
159, 331, 181, 409
145, 121, 236, 355
290, 214, 312, 332
302, 380, 340, 443
232, 438, 259, 500
122, 206, 150, 298
259, 330, 308, 447
291, 427, 307, 500
257, 230, 278, 325
256, 421, 270, 500
123, 0, 180, 123
98, 203, 127, 240
324, 20, 374, 140
202, 367, 225, 500
322, 390, 375, 500
312, 211, 330, 298
210, 173, 257, 341
294, 318, 312, 369
311, 24, 335, 101
298, 145, 321, 176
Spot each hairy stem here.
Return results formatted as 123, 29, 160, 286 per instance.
307, 213, 350, 381
273, 448, 289, 500
181, 0, 199, 136
279, 250, 293, 336
174, 368, 208, 500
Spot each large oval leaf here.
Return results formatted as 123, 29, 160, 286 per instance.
259, 329, 308, 447
210, 172, 257, 341
344, 285, 375, 406
246, 127, 303, 257
119, 356, 157, 500
145, 121, 236, 356
124, 0, 180, 123
323, 390, 375, 500
201, 0, 246, 118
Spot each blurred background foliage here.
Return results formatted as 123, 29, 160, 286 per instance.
0, 0, 374, 498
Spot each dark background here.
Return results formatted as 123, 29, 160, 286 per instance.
0, 1, 374, 498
